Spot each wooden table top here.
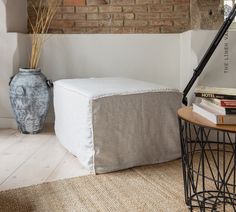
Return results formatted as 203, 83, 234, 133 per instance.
178, 106, 236, 133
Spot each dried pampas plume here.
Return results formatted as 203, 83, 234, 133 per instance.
28, 0, 59, 69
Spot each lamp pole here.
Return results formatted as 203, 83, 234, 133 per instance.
182, 3, 236, 106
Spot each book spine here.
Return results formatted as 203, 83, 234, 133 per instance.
200, 99, 225, 114
225, 108, 236, 114
195, 93, 236, 100
201, 99, 236, 114
221, 101, 236, 107
193, 103, 217, 124
217, 115, 236, 125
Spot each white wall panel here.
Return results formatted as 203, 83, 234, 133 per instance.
39, 34, 180, 88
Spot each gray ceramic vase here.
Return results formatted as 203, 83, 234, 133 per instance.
9, 68, 52, 134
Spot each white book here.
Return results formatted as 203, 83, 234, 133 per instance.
208, 98, 236, 107
200, 99, 226, 115
193, 103, 236, 125
195, 86, 236, 95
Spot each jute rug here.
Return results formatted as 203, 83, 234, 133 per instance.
0, 160, 188, 212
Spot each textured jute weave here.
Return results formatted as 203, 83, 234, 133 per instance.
0, 160, 187, 212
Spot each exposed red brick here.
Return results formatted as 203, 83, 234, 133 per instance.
64, 0, 85, 6
27, 0, 222, 34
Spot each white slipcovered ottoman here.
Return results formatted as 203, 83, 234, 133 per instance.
54, 78, 182, 173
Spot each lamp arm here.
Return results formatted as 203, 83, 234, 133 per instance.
182, 3, 236, 106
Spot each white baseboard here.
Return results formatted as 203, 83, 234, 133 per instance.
0, 117, 17, 129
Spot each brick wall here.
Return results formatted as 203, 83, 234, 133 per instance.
28, 0, 223, 34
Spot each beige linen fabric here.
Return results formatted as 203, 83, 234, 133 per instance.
93, 92, 182, 173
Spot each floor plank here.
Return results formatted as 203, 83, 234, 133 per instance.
0, 130, 91, 191
0, 136, 66, 190
0, 128, 16, 137
0, 133, 51, 185
46, 151, 92, 182
0, 132, 25, 153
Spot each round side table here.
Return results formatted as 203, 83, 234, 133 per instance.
178, 106, 236, 212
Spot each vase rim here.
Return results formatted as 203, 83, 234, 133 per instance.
19, 68, 41, 72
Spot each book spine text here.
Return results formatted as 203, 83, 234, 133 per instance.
195, 93, 236, 100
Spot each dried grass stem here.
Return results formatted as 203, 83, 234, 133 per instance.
28, 0, 58, 69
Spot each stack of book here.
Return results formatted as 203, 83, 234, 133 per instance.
193, 86, 236, 125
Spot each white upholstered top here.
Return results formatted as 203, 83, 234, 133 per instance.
54, 78, 179, 99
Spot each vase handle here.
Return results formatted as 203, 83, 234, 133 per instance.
46, 79, 53, 88
9, 75, 15, 86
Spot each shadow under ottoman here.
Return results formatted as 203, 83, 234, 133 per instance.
54, 77, 182, 174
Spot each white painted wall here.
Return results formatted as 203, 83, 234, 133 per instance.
39, 34, 180, 88
0, 33, 29, 128
0, 0, 29, 128
179, 31, 198, 104
194, 30, 236, 88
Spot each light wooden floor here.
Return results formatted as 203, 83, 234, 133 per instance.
0, 128, 91, 191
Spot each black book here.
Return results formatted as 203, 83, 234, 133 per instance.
195, 93, 236, 100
